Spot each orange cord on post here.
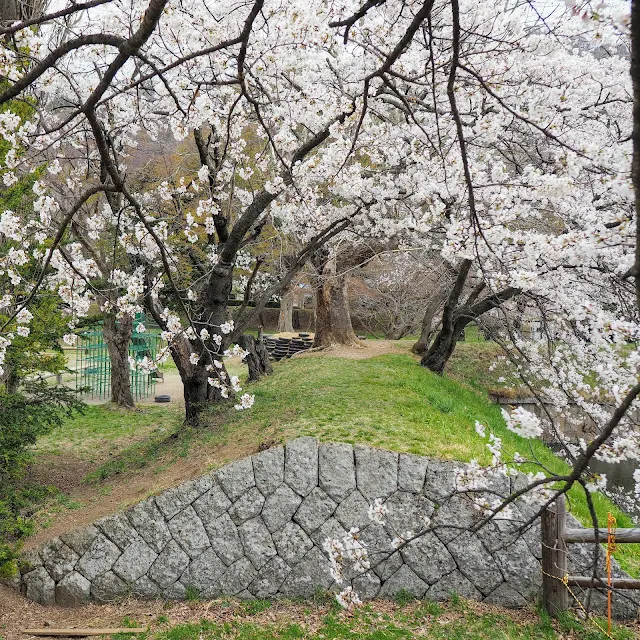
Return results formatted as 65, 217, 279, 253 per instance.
606, 512, 617, 635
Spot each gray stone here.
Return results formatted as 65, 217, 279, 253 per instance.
76, 534, 121, 581
164, 580, 187, 600
126, 498, 172, 553
445, 532, 503, 596
310, 517, 348, 549
521, 520, 542, 560
484, 582, 527, 608
112, 538, 158, 583
352, 571, 381, 599
204, 513, 244, 566
55, 571, 90, 606
40, 538, 79, 582
423, 459, 457, 504
359, 523, 403, 581
272, 522, 313, 565
249, 556, 291, 598
384, 492, 434, 537
91, 571, 128, 603
262, 483, 302, 533
379, 564, 427, 598
180, 548, 226, 594
155, 475, 214, 520
476, 519, 521, 554
334, 490, 371, 531
430, 495, 479, 543
398, 454, 429, 493
193, 483, 232, 524
20, 548, 43, 572
285, 437, 318, 497
219, 557, 257, 595
401, 532, 457, 585
148, 539, 190, 588
426, 570, 482, 602
354, 445, 398, 501
60, 525, 99, 557
229, 487, 265, 524
215, 457, 255, 501
239, 517, 277, 570
575, 586, 639, 620
319, 443, 355, 502
24, 567, 55, 605
95, 513, 139, 551
491, 536, 541, 600
484, 471, 510, 500
279, 547, 332, 597
168, 506, 210, 559
132, 575, 162, 599
294, 487, 337, 534
252, 446, 284, 495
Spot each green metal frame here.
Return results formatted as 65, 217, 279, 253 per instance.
75, 313, 161, 401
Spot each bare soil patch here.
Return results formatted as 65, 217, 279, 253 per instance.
24, 432, 263, 551
298, 339, 412, 360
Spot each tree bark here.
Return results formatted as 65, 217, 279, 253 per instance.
312, 250, 360, 347
421, 284, 520, 374
420, 317, 467, 373
412, 293, 447, 355
238, 333, 273, 381
278, 285, 295, 333
102, 312, 135, 408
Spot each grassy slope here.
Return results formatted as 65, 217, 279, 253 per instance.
40, 349, 640, 575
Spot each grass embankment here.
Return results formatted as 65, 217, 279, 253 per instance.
36, 348, 640, 576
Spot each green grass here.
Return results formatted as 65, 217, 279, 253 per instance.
211, 353, 640, 575
111, 600, 635, 640
34, 404, 182, 460
39, 350, 640, 574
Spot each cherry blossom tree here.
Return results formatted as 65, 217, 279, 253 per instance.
0, 0, 427, 425
318, 0, 640, 611
2, 4, 640, 606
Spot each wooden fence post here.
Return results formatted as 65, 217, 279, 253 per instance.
542, 495, 568, 616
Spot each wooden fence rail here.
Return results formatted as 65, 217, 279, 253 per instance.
541, 495, 640, 616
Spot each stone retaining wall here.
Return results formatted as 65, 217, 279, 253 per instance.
15, 438, 636, 617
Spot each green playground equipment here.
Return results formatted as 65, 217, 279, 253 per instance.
75, 313, 162, 401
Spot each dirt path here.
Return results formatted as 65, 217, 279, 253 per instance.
297, 339, 413, 360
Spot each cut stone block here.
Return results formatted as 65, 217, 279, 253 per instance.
215, 457, 255, 501
168, 506, 210, 559
55, 571, 90, 606
76, 534, 121, 581
285, 437, 318, 497
354, 445, 398, 501
126, 498, 172, 553
252, 446, 284, 496
294, 487, 337, 534
319, 443, 355, 502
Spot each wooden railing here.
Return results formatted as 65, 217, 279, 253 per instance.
542, 496, 640, 615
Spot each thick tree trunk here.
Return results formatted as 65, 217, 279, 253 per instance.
312, 252, 360, 348
420, 318, 467, 374
413, 299, 444, 355
278, 286, 295, 333
103, 313, 135, 408
182, 369, 228, 427
421, 282, 520, 374
238, 332, 273, 381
